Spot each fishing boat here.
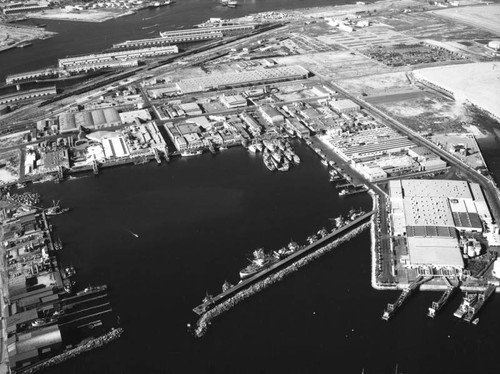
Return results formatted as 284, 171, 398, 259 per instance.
239, 248, 277, 279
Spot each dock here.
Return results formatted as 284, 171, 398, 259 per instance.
153, 147, 162, 164
463, 284, 496, 323
92, 159, 99, 175
427, 280, 458, 318
382, 277, 428, 321
193, 210, 376, 315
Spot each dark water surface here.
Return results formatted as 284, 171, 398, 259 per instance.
4, 0, 500, 371
1, 0, 361, 81
28, 143, 500, 374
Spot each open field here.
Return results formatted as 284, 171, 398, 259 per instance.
339, 72, 413, 96
274, 51, 391, 80
0, 24, 55, 52
431, 4, 500, 36
414, 61, 500, 120
376, 93, 473, 134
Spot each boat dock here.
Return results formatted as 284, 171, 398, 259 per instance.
382, 277, 428, 321
463, 284, 496, 323
193, 210, 376, 315
427, 279, 458, 318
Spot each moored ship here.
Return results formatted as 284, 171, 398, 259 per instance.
240, 248, 277, 279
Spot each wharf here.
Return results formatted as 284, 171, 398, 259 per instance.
382, 276, 428, 321
193, 210, 376, 315
427, 281, 458, 318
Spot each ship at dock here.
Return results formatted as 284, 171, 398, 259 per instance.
454, 284, 496, 322
45, 200, 70, 216
240, 248, 278, 279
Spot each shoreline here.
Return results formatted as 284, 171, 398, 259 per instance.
27, 9, 136, 23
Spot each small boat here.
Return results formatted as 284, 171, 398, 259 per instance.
76, 285, 108, 296
227, 0, 238, 7
129, 231, 139, 238
321, 159, 329, 166
17, 42, 32, 48
181, 149, 203, 157
472, 318, 479, 325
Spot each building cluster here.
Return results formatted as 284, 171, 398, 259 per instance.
1, 1, 48, 14
390, 179, 494, 275
1, 210, 63, 368
146, 65, 310, 97
313, 103, 446, 181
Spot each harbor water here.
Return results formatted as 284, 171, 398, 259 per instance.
3, 0, 500, 372
27, 143, 500, 374
1, 0, 361, 82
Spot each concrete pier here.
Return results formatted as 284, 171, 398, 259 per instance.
193, 210, 376, 315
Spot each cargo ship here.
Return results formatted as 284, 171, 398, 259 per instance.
240, 248, 277, 279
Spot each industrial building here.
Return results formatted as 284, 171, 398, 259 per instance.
220, 94, 247, 109
113, 32, 223, 49
62, 60, 139, 74
159, 24, 256, 39
58, 46, 179, 69
6, 68, 60, 85
58, 108, 122, 133
0, 87, 57, 105
2, 2, 48, 14
286, 118, 310, 138
330, 99, 360, 114
389, 179, 493, 271
119, 109, 152, 124
88, 131, 130, 160
390, 179, 491, 235
259, 106, 284, 125
176, 65, 310, 94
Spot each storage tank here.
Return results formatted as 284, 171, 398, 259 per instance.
474, 243, 481, 257
467, 244, 475, 258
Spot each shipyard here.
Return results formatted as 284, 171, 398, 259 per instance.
1, 0, 500, 372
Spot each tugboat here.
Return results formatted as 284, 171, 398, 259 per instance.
454, 293, 478, 319
45, 200, 70, 216
239, 248, 277, 279
222, 281, 233, 292
64, 266, 76, 278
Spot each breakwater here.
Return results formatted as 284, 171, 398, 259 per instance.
193, 222, 371, 338
18, 328, 124, 374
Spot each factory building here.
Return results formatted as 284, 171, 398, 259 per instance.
220, 94, 247, 109
159, 24, 256, 39
119, 109, 152, 124
0, 87, 56, 105
176, 65, 310, 94
259, 106, 284, 125
286, 118, 310, 139
114, 32, 223, 49
2, 2, 48, 14
58, 108, 122, 133
330, 99, 360, 113
390, 179, 490, 236
240, 112, 262, 135
87, 131, 130, 160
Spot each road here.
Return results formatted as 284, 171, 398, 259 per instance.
327, 80, 500, 223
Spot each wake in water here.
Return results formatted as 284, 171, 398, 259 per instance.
142, 24, 159, 30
